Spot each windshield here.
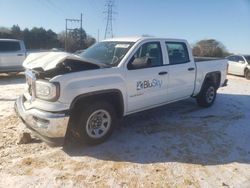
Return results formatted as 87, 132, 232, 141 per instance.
244, 56, 250, 64
80, 41, 134, 67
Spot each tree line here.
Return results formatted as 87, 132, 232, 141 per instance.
0, 25, 96, 52
0, 25, 231, 57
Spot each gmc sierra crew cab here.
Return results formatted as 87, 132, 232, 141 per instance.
0, 39, 26, 74
15, 37, 228, 145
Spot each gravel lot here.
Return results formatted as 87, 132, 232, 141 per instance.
0, 74, 250, 187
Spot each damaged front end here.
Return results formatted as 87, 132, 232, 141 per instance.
33, 59, 101, 79
15, 52, 106, 145
23, 52, 104, 79
22, 52, 105, 103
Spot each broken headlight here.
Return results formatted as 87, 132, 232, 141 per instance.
35, 80, 60, 101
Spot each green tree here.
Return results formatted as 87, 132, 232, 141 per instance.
22, 28, 31, 49
46, 29, 60, 48
23, 27, 60, 49
1, 25, 95, 51
11, 25, 22, 39
0, 27, 13, 38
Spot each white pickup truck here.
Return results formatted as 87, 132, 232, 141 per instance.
0, 39, 26, 74
15, 37, 228, 145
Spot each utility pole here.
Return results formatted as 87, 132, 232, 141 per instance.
80, 13, 83, 48
65, 19, 68, 51
104, 0, 115, 39
97, 29, 100, 42
65, 13, 83, 52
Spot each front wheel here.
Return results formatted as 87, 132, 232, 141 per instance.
245, 69, 250, 80
196, 82, 217, 107
73, 101, 116, 145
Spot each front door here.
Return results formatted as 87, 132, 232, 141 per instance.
125, 41, 169, 113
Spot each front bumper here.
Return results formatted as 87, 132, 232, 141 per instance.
15, 95, 69, 146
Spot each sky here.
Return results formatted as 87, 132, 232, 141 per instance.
0, 0, 249, 54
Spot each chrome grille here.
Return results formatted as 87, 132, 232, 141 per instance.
25, 70, 36, 101
28, 83, 32, 96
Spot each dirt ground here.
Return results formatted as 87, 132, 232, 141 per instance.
0, 74, 250, 188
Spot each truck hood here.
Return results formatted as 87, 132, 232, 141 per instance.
23, 52, 104, 71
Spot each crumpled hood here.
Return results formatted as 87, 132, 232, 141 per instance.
23, 52, 97, 71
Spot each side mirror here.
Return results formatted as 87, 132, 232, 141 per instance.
130, 57, 150, 69
239, 60, 245, 64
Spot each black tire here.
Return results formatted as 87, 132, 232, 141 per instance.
196, 81, 217, 107
245, 69, 250, 80
71, 101, 116, 145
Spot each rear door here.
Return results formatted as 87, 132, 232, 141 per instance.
125, 41, 169, 113
0, 40, 25, 68
165, 41, 196, 101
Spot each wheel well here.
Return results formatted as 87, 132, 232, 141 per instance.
203, 71, 221, 89
244, 68, 249, 75
70, 90, 124, 119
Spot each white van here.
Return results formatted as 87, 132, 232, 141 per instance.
0, 39, 26, 74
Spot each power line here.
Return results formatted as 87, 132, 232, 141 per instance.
104, 0, 116, 39
65, 13, 83, 52
36, 0, 65, 17
46, 0, 66, 14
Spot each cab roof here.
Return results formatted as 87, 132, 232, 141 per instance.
0, 38, 22, 42
102, 36, 187, 43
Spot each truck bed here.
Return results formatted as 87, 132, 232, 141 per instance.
193, 58, 228, 96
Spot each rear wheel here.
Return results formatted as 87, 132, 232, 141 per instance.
196, 82, 217, 107
245, 69, 250, 80
71, 101, 116, 145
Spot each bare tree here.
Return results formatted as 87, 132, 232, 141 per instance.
192, 39, 228, 57
58, 30, 96, 52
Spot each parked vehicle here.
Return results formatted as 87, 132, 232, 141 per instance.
15, 37, 228, 145
226, 55, 250, 80
0, 39, 26, 74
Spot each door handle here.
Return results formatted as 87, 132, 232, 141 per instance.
188, 67, 195, 71
17, 54, 24, 56
158, 71, 168, 75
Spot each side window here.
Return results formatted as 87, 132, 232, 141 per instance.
238, 56, 244, 62
0, 41, 21, 52
234, 56, 240, 62
166, 42, 190, 64
127, 42, 163, 70
227, 56, 235, 61
228, 56, 238, 62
